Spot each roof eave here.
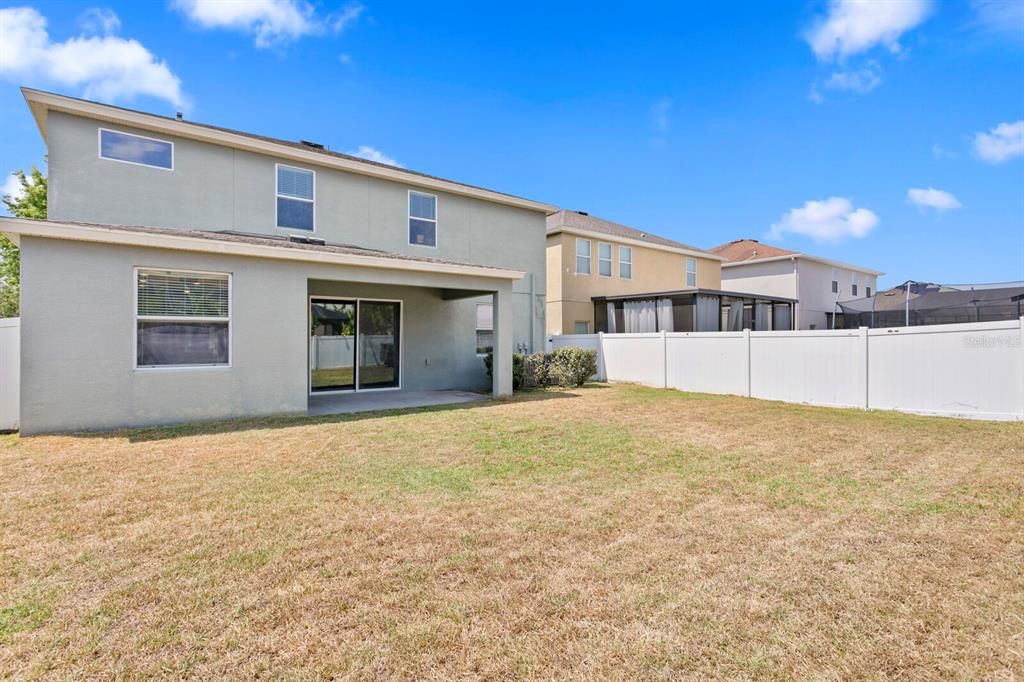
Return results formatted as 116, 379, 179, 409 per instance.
21, 87, 558, 216
721, 252, 884, 276
0, 217, 526, 281
548, 225, 726, 262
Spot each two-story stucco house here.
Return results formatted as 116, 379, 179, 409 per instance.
709, 239, 884, 330
547, 211, 796, 334
0, 88, 555, 434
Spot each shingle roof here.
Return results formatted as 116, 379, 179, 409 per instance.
547, 210, 716, 255
10, 218, 515, 272
708, 239, 799, 263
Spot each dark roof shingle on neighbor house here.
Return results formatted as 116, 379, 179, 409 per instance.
547, 210, 716, 255
708, 239, 799, 263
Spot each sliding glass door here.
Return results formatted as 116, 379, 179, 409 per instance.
309, 298, 401, 393
357, 301, 400, 390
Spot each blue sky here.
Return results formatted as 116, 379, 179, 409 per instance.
1, 0, 1021, 287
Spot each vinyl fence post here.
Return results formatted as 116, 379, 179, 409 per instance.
1019, 317, 1024, 420
597, 332, 606, 382
743, 328, 752, 398
661, 329, 668, 389
860, 326, 870, 410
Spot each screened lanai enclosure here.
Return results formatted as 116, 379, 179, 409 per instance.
593, 289, 796, 333
837, 281, 1024, 329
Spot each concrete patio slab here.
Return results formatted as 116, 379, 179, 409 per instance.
307, 390, 487, 417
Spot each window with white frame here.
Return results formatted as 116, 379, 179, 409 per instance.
576, 238, 591, 275
574, 321, 590, 334
686, 257, 697, 287
866, 285, 872, 297
136, 269, 230, 368
831, 268, 838, 294
851, 272, 859, 296
598, 242, 612, 277
99, 129, 173, 170
409, 191, 437, 247
476, 302, 493, 355
619, 246, 632, 279
276, 164, 315, 231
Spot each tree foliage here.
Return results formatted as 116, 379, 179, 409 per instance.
0, 167, 46, 317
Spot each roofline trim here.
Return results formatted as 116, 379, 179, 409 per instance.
721, 252, 884, 276
548, 225, 726, 261
591, 287, 799, 303
22, 88, 558, 215
0, 217, 526, 281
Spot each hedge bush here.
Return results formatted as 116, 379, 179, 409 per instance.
484, 347, 597, 390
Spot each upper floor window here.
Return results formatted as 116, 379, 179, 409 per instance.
136, 268, 230, 368
276, 164, 315, 231
99, 129, 173, 170
598, 242, 612, 277
831, 268, 839, 294
575, 238, 591, 275
686, 257, 697, 287
851, 272, 859, 296
866, 285, 872, 297
619, 246, 632, 280
409, 191, 437, 247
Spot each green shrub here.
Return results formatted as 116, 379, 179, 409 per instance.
485, 347, 596, 390
548, 347, 598, 387
483, 352, 526, 390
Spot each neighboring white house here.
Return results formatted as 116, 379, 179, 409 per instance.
709, 239, 883, 330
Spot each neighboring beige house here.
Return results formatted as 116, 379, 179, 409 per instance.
546, 211, 723, 334
710, 239, 884, 330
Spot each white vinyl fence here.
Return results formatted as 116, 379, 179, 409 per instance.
549, 318, 1024, 421
0, 318, 19, 432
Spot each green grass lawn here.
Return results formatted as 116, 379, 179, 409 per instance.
1, 384, 1022, 678
311, 365, 396, 389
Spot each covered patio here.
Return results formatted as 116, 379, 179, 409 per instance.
594, 288, 797, 333
308, 389, 486, 416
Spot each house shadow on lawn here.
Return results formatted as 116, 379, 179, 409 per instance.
73, 388, 582, 443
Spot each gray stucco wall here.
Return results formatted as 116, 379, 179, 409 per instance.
19, 236, 516, 434
46, 110, 545, 335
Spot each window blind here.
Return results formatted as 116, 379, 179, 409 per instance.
277, 166, 314, 200
137, 270, 229, 318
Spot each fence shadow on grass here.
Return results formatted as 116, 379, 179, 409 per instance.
69, 387, 582, 443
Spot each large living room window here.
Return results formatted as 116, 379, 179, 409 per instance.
409, 191, 437, 247
135, 268, 230, 368
276, 164, 315, 231
99, 128, 173, 170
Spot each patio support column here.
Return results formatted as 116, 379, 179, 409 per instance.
492, 284, 513, 397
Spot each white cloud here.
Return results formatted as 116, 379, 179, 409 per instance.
907, 187, 962, 211
78, 7, 121, 35
805, 0, 931, 61
931, 143, 956, 159
338, 52, 352, 65
973, 120, 1024, 163
823, 61, 881, 93
1, 174, 25, 204
0, 6, 185, 108
346, 146, 401, 167
650, 97, 672, 134
769, 197, 879, 242
173, 0, 364, 48
970, 0, 1024, 39
330, 2, 365, 33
